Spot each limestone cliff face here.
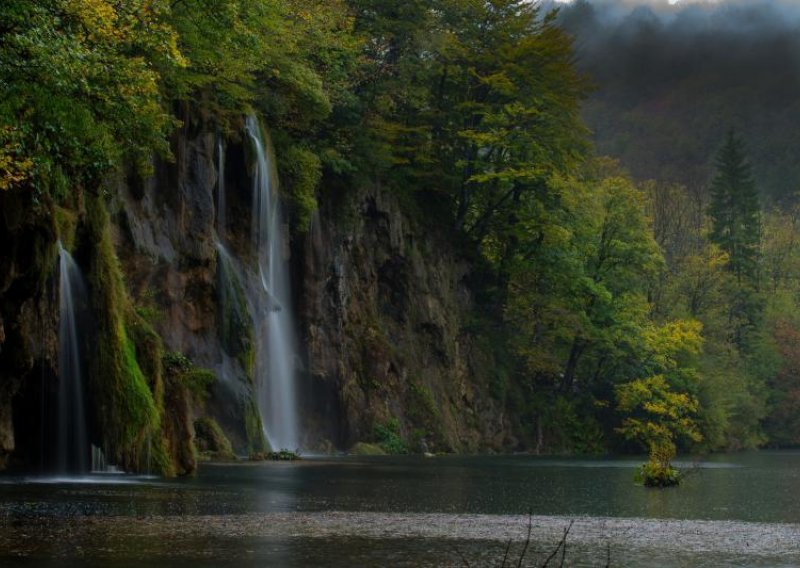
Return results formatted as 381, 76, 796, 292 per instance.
298, 186, 512, 453
111, 118, 515, 454
112, 117, 218, 363
0, 114, 516, 471
110, 113, 263, 457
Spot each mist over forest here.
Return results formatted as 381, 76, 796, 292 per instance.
555, 0, 800, 201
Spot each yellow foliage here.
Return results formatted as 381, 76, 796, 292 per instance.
0, 127, 34, 191
616, 373, 703, 458
64, 0, 120, 42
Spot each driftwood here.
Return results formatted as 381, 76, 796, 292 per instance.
452, 514, 612, 567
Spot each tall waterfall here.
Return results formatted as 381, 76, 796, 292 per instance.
57, 242, 90, 473
245, 116, 300, 452
215, 118, 300, 451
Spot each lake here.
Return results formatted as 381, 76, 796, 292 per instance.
1, 451, 799, 566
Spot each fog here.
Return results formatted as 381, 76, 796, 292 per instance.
549, 0, 800, 199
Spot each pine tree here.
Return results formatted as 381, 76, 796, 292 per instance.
708, 130, 762, 283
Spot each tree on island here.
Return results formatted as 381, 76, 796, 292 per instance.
616, 374, 703, 487
615, 321, 704, 487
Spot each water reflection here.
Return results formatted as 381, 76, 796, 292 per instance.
2, 452, 800, 522
1, 452, 799, 566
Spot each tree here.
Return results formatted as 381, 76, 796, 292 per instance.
0, 0, 183, 195
708, 130, 762, 284
616, 374, 702, 486
346, 0, 589, 238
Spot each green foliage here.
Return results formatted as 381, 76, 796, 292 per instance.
0, 0, 180, 195
616, 375, 703, 452
281, 145, 322, 233
6, 0, 798, 460
617, 374, 701, 486
374, 417, 408, 455
505, 168, 663, 390
348, 0, 589, 242
267, 449, 301, 461
709, 131, 762, 284
538, 397, 605, 454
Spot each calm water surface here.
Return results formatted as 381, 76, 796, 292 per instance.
0, 451, 798, 566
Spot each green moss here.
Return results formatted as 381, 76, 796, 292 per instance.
162, 351, 216, 402
216, 249, 255, 376
406, 381, 445, 451
133, 288, 164, 326
184, 368, 216, 400
53, 205, 78, 251
158, 350, 223, 474
27, 199, 59, 293
83, 194, 173, 476
349, 442, 387, 456
243, 396, 269, 457
280, 145, 321, 234
128, 309, 165, 409
194, 417, 235, 461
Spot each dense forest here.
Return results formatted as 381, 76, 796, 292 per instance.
2, 0, 800, 479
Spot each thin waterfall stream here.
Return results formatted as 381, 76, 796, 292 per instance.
215, 118, 300, 452
56, 242, 90, 474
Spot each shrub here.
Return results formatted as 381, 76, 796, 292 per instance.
374, 417, 408, 454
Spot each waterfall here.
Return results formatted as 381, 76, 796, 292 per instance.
214, 117, 300, 451
245, 116, 300, 452
57, 242, 90, 473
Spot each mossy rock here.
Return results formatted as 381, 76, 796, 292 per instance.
53, 205, 78, 251
162, 351, 216, 402
349, 442, 387, 456
216, 250, 255, 375
83, 194, 173, 476
243, 396, 269, 456
194, 417, 236, 461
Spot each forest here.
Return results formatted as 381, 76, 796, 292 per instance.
2, 0, 800, 487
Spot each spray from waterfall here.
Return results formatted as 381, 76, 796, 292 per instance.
57, 242, 90, 473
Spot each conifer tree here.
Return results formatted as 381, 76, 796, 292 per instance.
708, 131, 762, 283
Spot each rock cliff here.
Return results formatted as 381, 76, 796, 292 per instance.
0, 114, 516, 473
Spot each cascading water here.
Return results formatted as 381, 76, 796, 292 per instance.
56, 242, 90, 473
214, 118, 300, 451
245, 116, 300, 451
